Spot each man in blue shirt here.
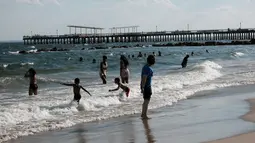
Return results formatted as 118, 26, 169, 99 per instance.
141, 55, 155, 119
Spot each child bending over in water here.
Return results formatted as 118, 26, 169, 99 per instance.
61, 78, 92, 104
109, 78, 130, 97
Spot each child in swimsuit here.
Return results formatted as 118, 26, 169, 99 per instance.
61, 78, 92, 104
109, 78, 130, 97
24, 68, 38, 96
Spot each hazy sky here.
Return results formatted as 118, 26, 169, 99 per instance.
0, 0, 255, 41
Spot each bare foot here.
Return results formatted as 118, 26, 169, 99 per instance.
141, 116, 150, 120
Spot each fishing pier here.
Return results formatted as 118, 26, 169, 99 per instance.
23, 25, 255, 45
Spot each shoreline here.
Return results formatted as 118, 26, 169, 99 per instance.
6, 85, 255, 143
207, 98, 255, 143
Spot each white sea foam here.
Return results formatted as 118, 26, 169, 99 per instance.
233, 52, 245, 57
28, 49, 37, 53
20, 62, 34, 66
2, 64, 8, 68
8, 51, 19, 54
1, 59, 255, 142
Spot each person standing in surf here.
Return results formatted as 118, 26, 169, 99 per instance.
61, 78, 92, 104
181, 54, 189, 68
100, 56, 108, 84
141, 55, 155, 119
24, 68, 38, 96
120, 55, 130, 84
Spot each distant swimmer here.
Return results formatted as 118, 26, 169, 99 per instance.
152, 52, 156, 56
158, 51, 161, 56
206, 50, 209, 53
100, 56, 108, 84
24, 68, 38, 96
120, 55, 130, 84
92, 59, 96, 63
144, 53, 147, 57
79, 57, 83, 62
61, 78, 92, 104
109, 78, 130, 97
181, 55, 189, 68
132, 55, 135, 58
138, 52, 143, 58
191, 51, 194, 56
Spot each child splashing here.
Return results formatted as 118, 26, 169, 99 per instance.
61, 78, 92, 104
109, 78, 130, 97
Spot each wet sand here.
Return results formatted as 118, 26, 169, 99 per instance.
207, 98, 255, 143
6, 85, 255, 143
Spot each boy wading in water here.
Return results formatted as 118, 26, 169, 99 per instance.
24, 68, 38, 96
61, 78, 92, 104
109, 78, 130, 97
141, 55, 155, 119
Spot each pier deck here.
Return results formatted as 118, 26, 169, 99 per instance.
23, 28, 255, 45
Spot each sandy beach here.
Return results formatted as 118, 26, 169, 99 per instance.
7, 85, 255, 143
207, 98, 255, 143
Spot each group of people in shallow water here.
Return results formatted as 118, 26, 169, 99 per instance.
24, 49, 208, 119
24, 54, 155, 119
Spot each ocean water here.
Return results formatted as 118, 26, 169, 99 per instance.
1, 42, 255, 142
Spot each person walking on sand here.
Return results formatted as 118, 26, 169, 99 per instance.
120, 55, 130, 84
100, 56, 108, 84
141, 55, 155, 119
61, 78, 92, 104
24, 68, 38, 96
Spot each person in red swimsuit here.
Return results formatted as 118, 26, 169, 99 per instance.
24, 68, 38, 96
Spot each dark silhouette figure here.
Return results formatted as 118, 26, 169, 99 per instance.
158, 51, 161, 56
191, 51, 194, 56
138, 52, 143, 58
181, 55, 189, 68
92, 59, 96, 63
24, 68, 38, 96
79, 57, 83, 62
100, 56, 108, 84
206, 50, 209, 53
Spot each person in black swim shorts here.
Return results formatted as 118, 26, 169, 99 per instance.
61, 78, 92, 104
140, 55, 155, 119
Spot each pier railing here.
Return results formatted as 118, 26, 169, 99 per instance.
23, 28, 255, 45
